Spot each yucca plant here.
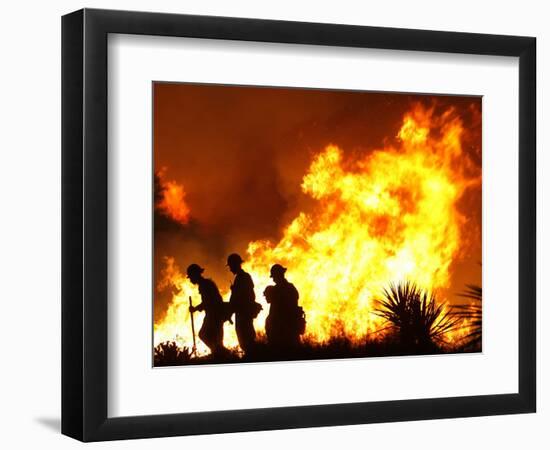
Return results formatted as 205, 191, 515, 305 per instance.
453, 284, 482, 350
375, 281, 460, 351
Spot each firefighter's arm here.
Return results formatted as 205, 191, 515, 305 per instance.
190, 302, 205, 313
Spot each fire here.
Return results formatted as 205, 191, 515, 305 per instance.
154, 104, 479, 354
156, 171, 190, 225
155, 256, 240, 354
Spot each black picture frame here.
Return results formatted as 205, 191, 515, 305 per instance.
62, 8, 536, 442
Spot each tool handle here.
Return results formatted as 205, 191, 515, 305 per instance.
189, 296, 197, 353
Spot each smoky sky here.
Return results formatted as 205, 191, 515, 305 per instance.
153, 83, 482, 322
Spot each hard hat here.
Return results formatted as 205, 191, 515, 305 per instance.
186, 263, 204, 277
270, 264, 287, 277
227, 253, 243, 266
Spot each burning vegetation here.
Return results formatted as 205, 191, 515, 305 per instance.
153, 103, 482, 365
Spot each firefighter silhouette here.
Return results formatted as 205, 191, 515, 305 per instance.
264, 264, 304, 352
186, 264, 228, 357
227, 253, 261, 356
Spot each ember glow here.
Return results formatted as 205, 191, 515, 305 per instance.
153, 103, 480, 354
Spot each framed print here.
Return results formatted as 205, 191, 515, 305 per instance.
152, 84, 482, 367
61, 8, 536, 441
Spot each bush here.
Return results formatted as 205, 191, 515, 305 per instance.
374, 281, 460, 352
154, 341, 192, 366
452, 284, 482, 351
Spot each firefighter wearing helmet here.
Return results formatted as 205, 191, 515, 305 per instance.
264, 264, 305, 352
227, 253, 262, 357
186, 263, 227, 357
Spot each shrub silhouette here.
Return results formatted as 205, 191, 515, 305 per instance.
453, 284, 482, 350
375, 281, 460, 352
154, 341, 192, 366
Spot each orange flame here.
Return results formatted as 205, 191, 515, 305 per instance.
156, 171, 190, 225
154, 104, 479, 353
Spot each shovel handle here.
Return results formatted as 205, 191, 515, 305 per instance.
189, 296, 197, 354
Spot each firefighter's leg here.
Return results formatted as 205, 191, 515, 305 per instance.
207, 319, 227, 358
236, 315, 256, 354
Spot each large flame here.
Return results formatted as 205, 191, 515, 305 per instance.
154, 104, 479, 354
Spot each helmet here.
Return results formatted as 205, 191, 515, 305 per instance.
270, 264, 287, 277
227, 253, 243, 266
186, 263, 204, 277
